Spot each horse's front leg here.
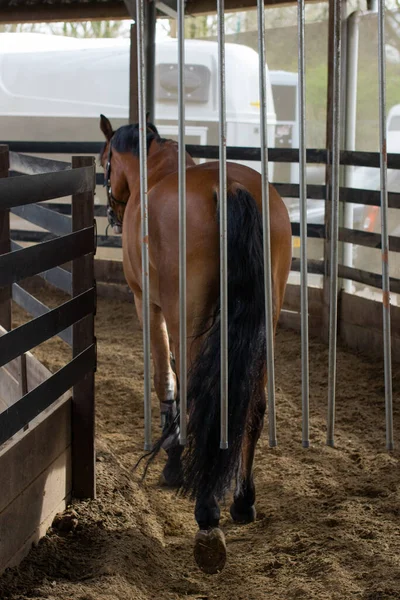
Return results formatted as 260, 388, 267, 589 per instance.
133, 294, 183, 486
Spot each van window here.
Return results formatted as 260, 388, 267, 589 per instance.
388, 115, 400, 131
272, 84, 297, 122
156, 64, 211, 103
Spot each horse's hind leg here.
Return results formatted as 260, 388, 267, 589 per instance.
133, 294, 183, 486
230, 383, 266, 524
193, 495, 227, 574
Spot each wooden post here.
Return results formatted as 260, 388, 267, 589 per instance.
128, 1, 157, 124
0, 145, 11, 332
71, 156, 96, 500
145, 0, 157, 123
129, 22, 139, 123
124, 1, 139, 124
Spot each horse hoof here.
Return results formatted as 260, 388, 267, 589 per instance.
193, 528, 227, 574
230, 503, 256, 524
158, 468, 183, 488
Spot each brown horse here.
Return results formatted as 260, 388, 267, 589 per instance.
100, 114, 292, 574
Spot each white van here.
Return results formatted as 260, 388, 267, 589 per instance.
349, 103, 400, 193
269, 70, 299, 184
387, 103, 400, 156
0, 33, 276, 173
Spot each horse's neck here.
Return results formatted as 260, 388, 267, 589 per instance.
124, 141, 195, 200
147, 141, 194, 189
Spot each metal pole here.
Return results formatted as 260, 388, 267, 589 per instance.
178, 0, 187, 446
257, 0, 277, 447
327, 0, 342, 448
217, 0, 228, 450
137, 0, 152, 451
298, 0, 310, 448
343, 11, 360, 293
343, 10, 375, 291
377, 0, 394, 450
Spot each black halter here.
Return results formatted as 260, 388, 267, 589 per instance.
104, 142, 126, 233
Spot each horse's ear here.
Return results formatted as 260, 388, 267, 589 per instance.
146, 112, 150, 124
100, 114, 113, 141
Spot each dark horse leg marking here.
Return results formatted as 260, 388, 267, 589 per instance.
158, 394, 183, 487
230, 478, 257, 524
230, 383, 266, 524
159, 436, 184, 487
159, 354, 183, 487
195, 494, 220, 530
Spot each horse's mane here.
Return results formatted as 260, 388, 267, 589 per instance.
111, 122, 167, 156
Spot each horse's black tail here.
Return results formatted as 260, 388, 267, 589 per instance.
180, 185, 267, 501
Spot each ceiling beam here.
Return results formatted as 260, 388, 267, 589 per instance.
0, 2, 129, 24
186, 0, 303, 15
0, 0, 302, 24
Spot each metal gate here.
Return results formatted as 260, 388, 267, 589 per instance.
134, 0, 395, 452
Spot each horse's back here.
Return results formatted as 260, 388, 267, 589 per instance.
147, 160, 291, 319
151, 160, 290, 233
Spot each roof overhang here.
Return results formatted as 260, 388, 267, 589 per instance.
0, 0, 301, 24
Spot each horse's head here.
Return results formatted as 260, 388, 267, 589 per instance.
99, 114, 161, 234
100, 114, 129, 234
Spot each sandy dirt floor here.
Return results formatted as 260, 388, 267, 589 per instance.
1, 286, 400, 600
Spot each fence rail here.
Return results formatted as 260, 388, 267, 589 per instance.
0, 227, 95, 287
1, 167, 94, 208
10, 221, 400, 255
0, 344, 96, 446
11, 204, 72, 236
27, 183, 400, 211
9, 151, 70, 175
11, 241, 72, 294
3, 140, 400, 169
11, 284, 72, 345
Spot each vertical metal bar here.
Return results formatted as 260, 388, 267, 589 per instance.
298, 0, 310, 448
343, 12, 360, 293
137, 0, 152, 451
217, 0, 228, 450
178, 0, 187, 446
377, 0, 394, 450
327, 0, 342, 447
257, 0, 277, 447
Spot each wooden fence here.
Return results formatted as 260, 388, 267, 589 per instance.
0, 145, 96, 573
